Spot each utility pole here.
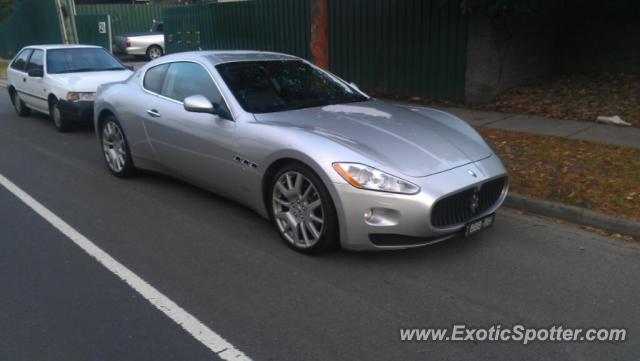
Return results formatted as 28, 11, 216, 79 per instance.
55, 0, 78, 44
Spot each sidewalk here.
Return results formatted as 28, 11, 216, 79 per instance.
431, 105, 640, 150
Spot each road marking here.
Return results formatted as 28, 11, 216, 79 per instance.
0, 173, 252, 361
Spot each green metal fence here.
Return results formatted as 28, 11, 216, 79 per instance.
163, 0, 310, 59
76, 14, 112, 51
162, 0, 468, 102
0, 0, 62, 58
328, 0, 468, 102
76, 4, 174, 37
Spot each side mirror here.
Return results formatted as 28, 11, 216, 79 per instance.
28, 68, 44, 78
184, 95, 232, 119
184, 95, 215, 114
124, 64, 134, 71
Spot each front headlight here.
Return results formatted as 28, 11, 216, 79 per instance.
67, 92, 96, 102
333, 163, 420, 194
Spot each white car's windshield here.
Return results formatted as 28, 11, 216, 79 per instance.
216, 60, 368, 113
47, 48, 126, 74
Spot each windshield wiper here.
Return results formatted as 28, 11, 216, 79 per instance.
95, 67, 126, 71
53, 68, 98, 74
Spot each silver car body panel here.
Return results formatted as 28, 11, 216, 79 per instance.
114, 33, 164, 56
95, 51, 508, 250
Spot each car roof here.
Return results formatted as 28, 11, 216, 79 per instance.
24, 44, 103, 51
154, 50, 302, 66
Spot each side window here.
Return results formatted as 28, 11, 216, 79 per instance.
161, 62, 223, 105
143, 63, 169, 94
26, 49, 44, 73
10, 49, 33, 71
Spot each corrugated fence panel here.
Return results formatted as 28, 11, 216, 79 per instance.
162, 0, 467, 101
76, 4, 174, 36
328, 0, 468, 102
163, 0, 310, 60
0, 0, 62, 58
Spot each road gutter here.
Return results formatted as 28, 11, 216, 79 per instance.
505, 193, 640, 238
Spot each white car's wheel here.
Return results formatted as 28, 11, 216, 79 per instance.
12, 91, 31, 117
50, 99, 73, 132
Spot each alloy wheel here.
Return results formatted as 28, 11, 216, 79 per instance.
272, 171, 325, 248
148, 46, 162, 60
102, 121, 127, 173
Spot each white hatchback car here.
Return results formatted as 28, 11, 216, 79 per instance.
7, 45, 133, 132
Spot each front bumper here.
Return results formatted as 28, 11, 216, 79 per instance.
57, 100, 94, 122
331, 155, 508, 250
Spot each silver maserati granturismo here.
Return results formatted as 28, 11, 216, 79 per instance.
94, 51, 508, 253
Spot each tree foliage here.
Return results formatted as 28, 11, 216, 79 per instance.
0, 0, 15, 23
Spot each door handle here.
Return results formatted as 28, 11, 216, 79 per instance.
23, 78, 26, 82
146, 109, 161, 118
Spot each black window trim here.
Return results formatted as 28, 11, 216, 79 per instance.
11, 48, 35, 73
140, 59, 235, 120
25, 49, 45, 73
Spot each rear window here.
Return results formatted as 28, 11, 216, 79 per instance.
11, 49, 33, 71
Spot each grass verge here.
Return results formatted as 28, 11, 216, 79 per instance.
0, 62, 7, 78
478, 128, 640, 222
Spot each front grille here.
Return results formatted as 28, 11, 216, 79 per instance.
431, 176, 507, 228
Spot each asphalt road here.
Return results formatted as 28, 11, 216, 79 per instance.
0, 92, 639, 361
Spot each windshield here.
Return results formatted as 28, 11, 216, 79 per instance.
216, 60, 368, 113
46, 48, 126, 74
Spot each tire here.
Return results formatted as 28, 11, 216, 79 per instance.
12, 91, 31, 117
50, 99, 73, 132
146, 45, 163, 60
270, 163, 339, 254
100, 115, 136, 178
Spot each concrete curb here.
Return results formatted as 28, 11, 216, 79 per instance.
505, 193, 640, 238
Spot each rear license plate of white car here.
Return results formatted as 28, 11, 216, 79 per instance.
464, 214, 495, 236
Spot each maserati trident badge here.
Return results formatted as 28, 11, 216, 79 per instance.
470, 190, 480, 214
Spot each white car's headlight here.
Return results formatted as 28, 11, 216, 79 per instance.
67, 92, 96, 102
333, 163, 420, 194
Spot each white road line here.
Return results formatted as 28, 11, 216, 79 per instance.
0, 173, 252, 361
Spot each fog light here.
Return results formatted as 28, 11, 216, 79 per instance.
364, 208, 373, 221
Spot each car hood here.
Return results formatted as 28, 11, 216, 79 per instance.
254, 100, 492, 177
48, 70, 133, 92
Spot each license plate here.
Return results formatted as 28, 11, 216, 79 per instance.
464, 214, 495, 236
